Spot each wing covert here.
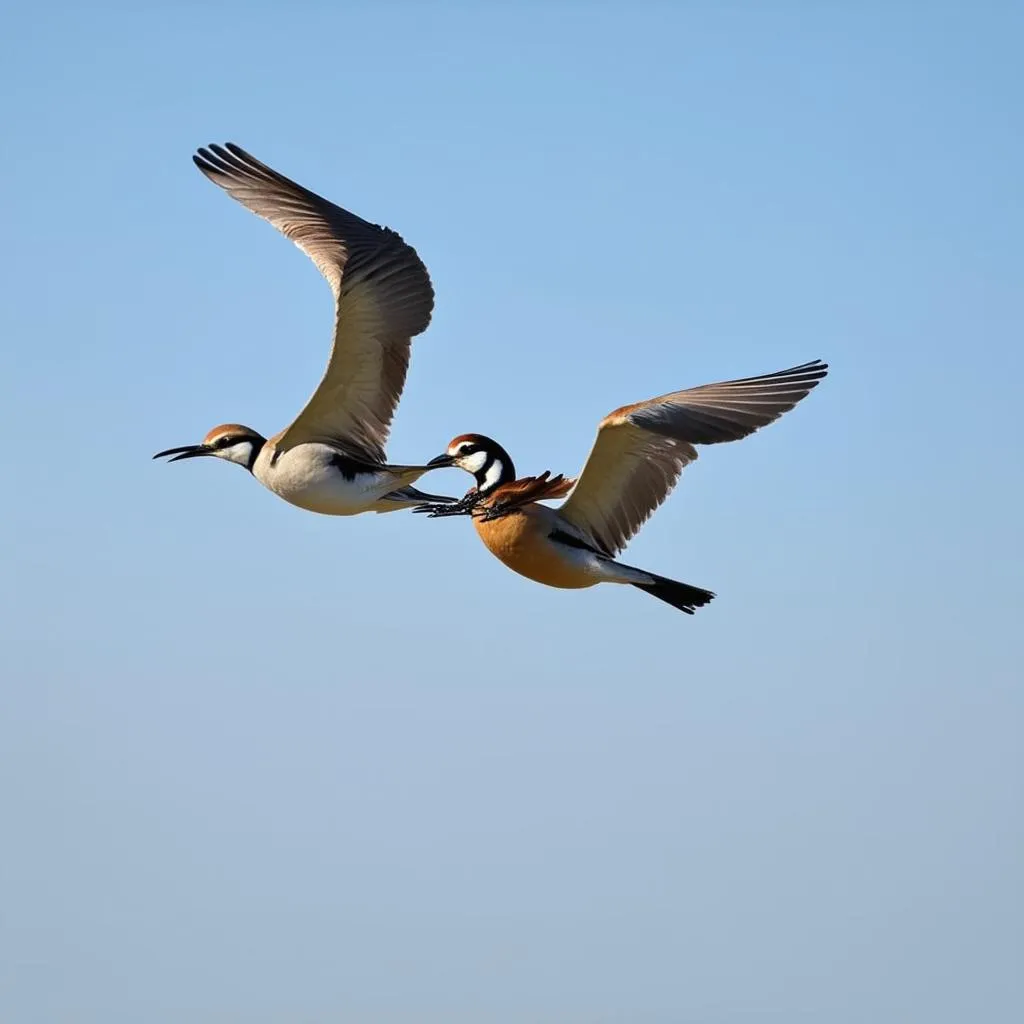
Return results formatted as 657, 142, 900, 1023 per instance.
559, 360, 828, 555
194, 143, 435, 462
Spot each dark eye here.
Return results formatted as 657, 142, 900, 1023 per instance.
216, 436, 236, 449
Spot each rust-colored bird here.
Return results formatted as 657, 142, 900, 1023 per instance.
418, 360, 828, 614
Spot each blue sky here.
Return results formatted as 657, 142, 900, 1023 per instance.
1, 3, 1021, 1022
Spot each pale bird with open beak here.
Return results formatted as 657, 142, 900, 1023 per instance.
154, 143, 455, 515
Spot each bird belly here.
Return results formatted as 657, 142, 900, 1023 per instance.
474, 512, 600, 590
255, 445, 398, 516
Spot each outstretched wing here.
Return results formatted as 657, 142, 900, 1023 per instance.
559, 360, 828, 555
194, 143, 435, 463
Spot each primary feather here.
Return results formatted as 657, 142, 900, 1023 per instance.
194, 143, 435, 464
559, 360, 828, 555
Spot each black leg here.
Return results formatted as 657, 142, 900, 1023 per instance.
412, 493, 481, 518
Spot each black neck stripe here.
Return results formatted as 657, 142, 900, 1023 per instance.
475, 454, 516, 494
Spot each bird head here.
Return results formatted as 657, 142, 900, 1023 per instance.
428, 434, 516, 494
153, 424, 266, 472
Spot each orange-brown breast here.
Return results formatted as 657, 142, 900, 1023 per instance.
473, 504, 597, 590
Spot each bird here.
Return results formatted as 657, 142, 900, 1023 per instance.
417, 360, 828, 614
154, 143, 455, 515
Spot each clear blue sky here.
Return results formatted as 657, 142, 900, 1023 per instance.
1, 3, 1021, 1022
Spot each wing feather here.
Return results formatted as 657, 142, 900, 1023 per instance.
559, 360, 828, 555
194, 143, 434, 462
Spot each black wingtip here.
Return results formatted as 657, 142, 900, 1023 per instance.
193, 146, 221, 176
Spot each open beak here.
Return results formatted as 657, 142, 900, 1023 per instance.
152, 444, 214, 463
427, 453, 455, 468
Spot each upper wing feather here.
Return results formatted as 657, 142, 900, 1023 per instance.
559, 360, 828, 555
194, 143, 434, 462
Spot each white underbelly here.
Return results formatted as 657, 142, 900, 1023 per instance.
255, 445, 399, 516
276, 473, 398, 515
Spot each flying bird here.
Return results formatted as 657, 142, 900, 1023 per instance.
418, 360, 828, 613
154, 143, 454, 514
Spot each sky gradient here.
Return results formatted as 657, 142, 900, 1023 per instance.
1, 3, 1022, 1022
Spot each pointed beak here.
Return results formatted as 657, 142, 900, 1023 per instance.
152, 444, 213, 463
427, 453, 455, 468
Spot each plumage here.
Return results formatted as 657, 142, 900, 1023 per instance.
155, 143, 455, 516
473, 504, 598, 589
419, 360, 829, 614
559, 360, 828, 556
202, 423, 260, 446
481, 472, 576, 514
193, 143, 434, 464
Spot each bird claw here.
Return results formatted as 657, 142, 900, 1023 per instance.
412, 495, 480, 518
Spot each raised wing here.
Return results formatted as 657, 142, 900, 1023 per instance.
194, 143, 435, 463
559, 360, 828, 555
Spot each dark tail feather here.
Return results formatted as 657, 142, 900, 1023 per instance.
631, 573, 716, 615
388, 486, 458, 504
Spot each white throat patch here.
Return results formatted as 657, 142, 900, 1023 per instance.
459, 450, 489, 474
219, 441, 254, 467
479, 459, 505, 492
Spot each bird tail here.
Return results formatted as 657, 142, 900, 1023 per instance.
390, 463, 449, 481
629, 571, 716, 615
394, 486, 458, 504
597, 558, 716, 615
376, 486, 458, 511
